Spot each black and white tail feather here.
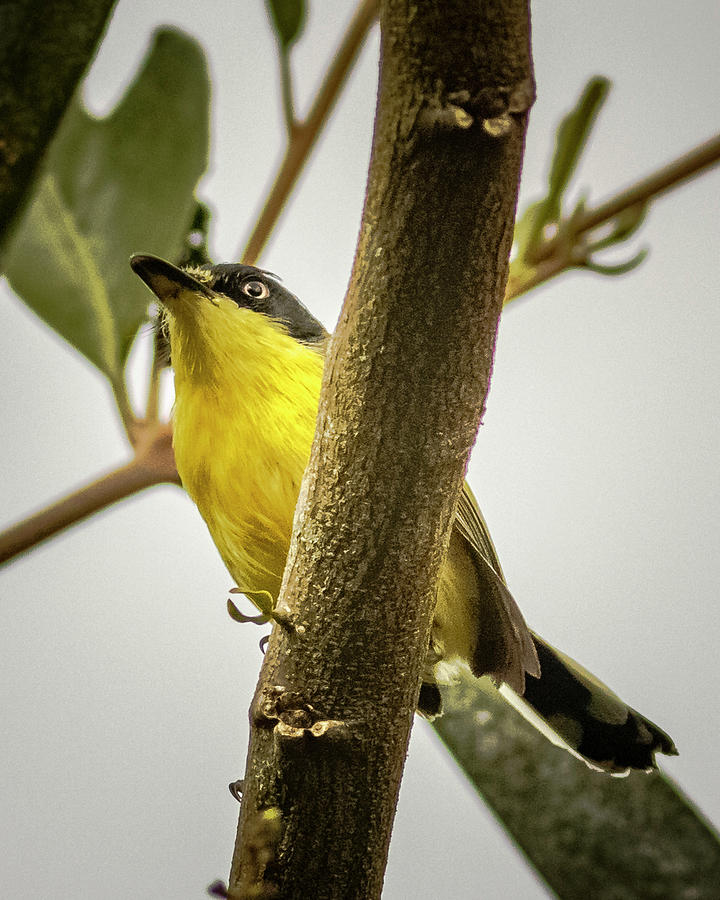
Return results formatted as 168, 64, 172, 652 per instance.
426, 483, 677, 775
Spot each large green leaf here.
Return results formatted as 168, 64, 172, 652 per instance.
433, 671, 720, 899
4, 27, 210, 381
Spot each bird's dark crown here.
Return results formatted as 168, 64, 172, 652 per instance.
194, 263, 328, 345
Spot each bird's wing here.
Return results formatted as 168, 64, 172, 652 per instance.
455, 481, 507, 579
452, 482, 540, 691
453, 483, 676, 773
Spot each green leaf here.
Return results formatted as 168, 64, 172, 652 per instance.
228, 587, 276, 620
583, 248, 648, 276
266, 0, 307, 49
433, 671, 720, 898
227, 598, 269, 626
547, 76, 610, 206
4, 28, 210, 379
243, 589, 276, 617
516, 77, 611, 262
5, 172, 123, 378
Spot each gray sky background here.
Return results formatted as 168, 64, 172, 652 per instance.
1, 2, 719, 897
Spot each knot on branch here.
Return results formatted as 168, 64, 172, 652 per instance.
414, 77, 535, 139
470, 78, 536, 118
416, 91, 474, 132
253, 685, 352, 750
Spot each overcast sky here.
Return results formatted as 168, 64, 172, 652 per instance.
2, 2, 719, 898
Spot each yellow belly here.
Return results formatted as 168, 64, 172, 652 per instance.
173, 389, 316, 599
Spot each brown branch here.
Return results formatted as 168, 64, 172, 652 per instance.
540, 132, 720, 260
0, 424, 179, 566
229, 1, 534, 896
240, 0, 379, 265
506, 132, 720, 302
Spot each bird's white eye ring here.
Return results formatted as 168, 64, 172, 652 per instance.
242, 279, 270, 300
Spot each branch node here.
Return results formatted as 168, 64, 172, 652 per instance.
416, 99, 474, 132
278, 706, 315, 730
274, 717, 352, 752
508, 77, 536, 114
469, 78, 536, 118
416, 76, 535, 139
415, 82, 481, 134
482, 113, 513, 138
253, 685, 313, 728
309, 718, 352, 741
252, 685, 289, 727
270, 607, 295, 631
253, 685, 353, 750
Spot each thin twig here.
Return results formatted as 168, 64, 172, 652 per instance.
145, 328, 164, 424
0, 424, 179, 566
111, 376, 138, 444
505, 254, 569, 303
520, 133, 720, 273
241, 0, 379, 265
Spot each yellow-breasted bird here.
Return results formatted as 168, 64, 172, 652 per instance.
131, 253, 677, 775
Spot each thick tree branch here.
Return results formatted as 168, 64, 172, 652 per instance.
229, 2, 534, 897
0, 0, 116, 249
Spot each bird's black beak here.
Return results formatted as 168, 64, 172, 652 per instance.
130, 254, 213, 302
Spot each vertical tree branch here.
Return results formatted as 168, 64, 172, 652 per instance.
229, 2, 534, 897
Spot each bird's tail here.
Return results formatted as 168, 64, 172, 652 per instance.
498, 634, 678, 775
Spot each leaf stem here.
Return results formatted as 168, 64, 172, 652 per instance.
555, 132, 720, 254
241, 0, 379, 264
0, 462, 165, 565
145, 332, 163, 424
111, 377, 138, 443
279, 50, 296, 136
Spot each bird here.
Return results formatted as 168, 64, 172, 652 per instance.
130, 253, 677, 775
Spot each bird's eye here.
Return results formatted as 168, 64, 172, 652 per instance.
241, 279, 270, 300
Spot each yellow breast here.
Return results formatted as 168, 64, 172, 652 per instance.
169, 302, 325, 599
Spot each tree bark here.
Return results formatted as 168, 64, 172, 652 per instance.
229, 2, 534, 897
0, 0, 116, 247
